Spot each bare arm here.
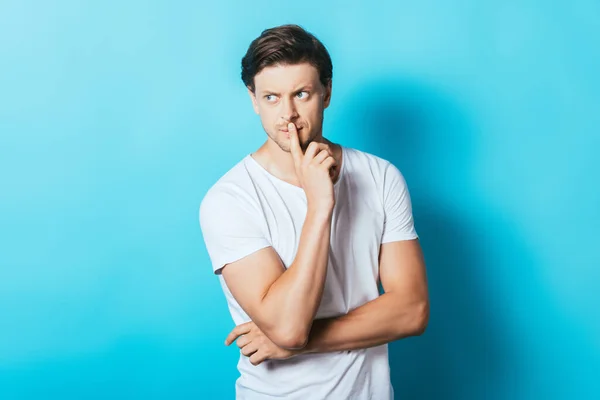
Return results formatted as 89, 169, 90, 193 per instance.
300, 238, 429, 353
222, 123, 338, 349
222, 208, 332, 349
225, 238, 429, 364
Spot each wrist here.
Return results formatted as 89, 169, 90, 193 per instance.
306, 204, 334, 221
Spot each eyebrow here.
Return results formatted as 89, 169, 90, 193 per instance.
261, 85, 314, 96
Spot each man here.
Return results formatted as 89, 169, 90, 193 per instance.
199, 24, 429, 400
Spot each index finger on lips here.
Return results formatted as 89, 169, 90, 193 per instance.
288, 123, 302, 166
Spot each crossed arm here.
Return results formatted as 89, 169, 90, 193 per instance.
302, 238, 429, 353
222, 237, 429, 365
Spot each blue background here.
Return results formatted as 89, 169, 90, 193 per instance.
1, 1, 599, 399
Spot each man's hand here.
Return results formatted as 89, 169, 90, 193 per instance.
225, 321, 301, 366
288, 122, 337, 211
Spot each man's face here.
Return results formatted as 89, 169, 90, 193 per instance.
248, 62, 331, 153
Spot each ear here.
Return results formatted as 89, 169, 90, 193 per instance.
247, 87, 259, 114
323, 81, 332, 109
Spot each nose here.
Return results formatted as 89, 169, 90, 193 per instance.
281, 97, 299, 122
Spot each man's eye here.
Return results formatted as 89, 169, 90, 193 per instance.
296, 91, 308, 99
265, 95, 277, 101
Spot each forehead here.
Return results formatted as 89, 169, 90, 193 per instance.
254, 62, 320, 92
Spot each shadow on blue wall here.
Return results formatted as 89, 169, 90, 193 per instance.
343, 77, 535, 399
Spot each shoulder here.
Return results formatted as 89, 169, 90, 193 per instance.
199, 156, 259, 220
342, 146, 400, 182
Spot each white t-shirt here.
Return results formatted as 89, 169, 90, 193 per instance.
199, 146, 418, 400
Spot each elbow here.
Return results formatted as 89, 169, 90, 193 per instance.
271, 327, 309, 350
410, 300, 430, 336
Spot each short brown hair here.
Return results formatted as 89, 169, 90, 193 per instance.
241, 24, 333, 92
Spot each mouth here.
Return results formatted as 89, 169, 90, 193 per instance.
279, 127, 303, 134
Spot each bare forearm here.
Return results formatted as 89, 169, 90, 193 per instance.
300, 292, 429, 354
260, 207, 332, 346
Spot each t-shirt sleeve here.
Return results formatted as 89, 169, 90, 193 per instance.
381, 162, 419, 243
199, 188, 271, 275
